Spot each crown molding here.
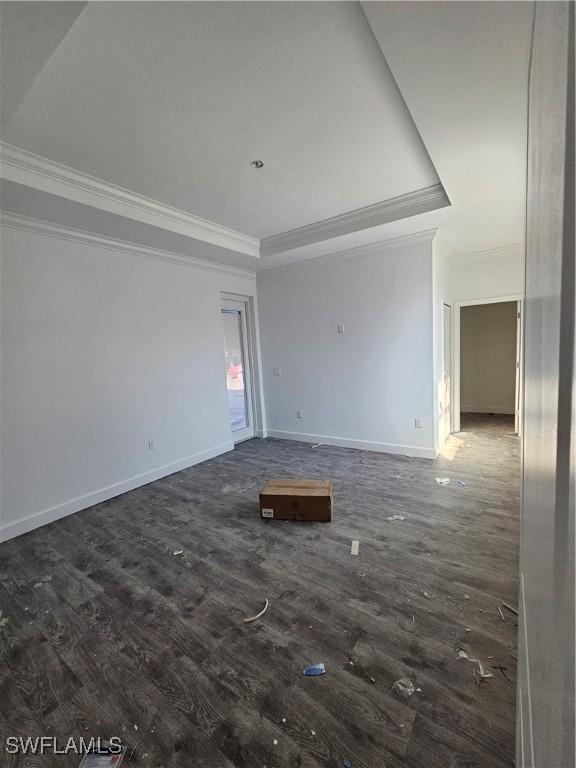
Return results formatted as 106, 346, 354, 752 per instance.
0, 142, 261, 258
0, 143, 450, 262
449, 242, 524, 263
260, 183, 450, 257
0, 212, 257, 279
258, 228, 438, 276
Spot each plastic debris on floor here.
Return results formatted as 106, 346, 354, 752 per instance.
243, 598, 269, 624
78, 746, 126, 766
303, 663, 326, 676
457, 649, 494, 681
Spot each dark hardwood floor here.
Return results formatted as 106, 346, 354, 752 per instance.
0, 415, 520, 768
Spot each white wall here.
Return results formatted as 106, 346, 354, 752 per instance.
449, 244, 524, 302
460, 301, 517, 414
0, 223, 263, 541
257, 233, 437, 458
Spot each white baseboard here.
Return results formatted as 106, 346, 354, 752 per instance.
461, 405, 515, 414
0, 441, 234, 543
267, 429, 436, 459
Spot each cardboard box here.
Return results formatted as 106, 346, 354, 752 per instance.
259, 479, 332, 522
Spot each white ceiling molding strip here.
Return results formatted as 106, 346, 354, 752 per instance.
448, 242, 524, 263
0, 211, 257, 278
260, 183, 450, 257
258, 228, 439, 275
0, 142, 261, 258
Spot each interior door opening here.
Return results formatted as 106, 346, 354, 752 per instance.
221, 299, 255, 443
457, 299, 521, 436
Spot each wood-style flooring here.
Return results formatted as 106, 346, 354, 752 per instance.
0, 415, 520, 767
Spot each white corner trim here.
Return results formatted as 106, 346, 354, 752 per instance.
260, 183, 450, 257
267, 429, 436, 459
0, 441, 234, 543
0, 142, 260, 258
0, 212, 257, 278
258, 228, 439, 276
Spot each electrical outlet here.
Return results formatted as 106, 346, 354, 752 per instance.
297, 409, 304, 419
272, 367, 282, 377
148, 439, 155, 450
337, 323, 345, 335
414, 418, 423, 429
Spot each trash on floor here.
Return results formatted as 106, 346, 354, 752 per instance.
0, 611, 9, 628
78, 745, 127, 766
423, 591, 433, 599
386, 515, 405, 522
343, 760, 353, 768
457, 649, 494, 680
456, 480, 467, 486
33, 575, 52, 588
498, 606, 506, 621
303, 663, 326, 676
477, 661, 494, 679
173, 550, 183, 556
502, 602, 518, 616
310, 443, 323, 449
392, 677, 416, 698
350, 540, 360, 556
243, 598, 269, 624
260, 479, 332, 522
435, 477, 451, 486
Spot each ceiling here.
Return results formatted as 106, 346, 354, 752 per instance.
0, 1, 533, 271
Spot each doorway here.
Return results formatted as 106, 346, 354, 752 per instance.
221, 298, 255, 443
453, 297, 523, 434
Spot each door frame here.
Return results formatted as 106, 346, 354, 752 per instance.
442, 302, 453, 438
221, 293, 258, 443
452, 294, 523, 433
